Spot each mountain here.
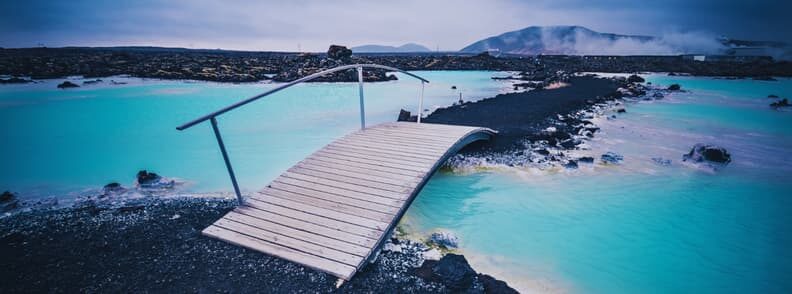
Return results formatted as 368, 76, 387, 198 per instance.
351, 43, 431, 53
461, 26, 664, 55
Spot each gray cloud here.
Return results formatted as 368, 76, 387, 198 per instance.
0, 0, 789, 51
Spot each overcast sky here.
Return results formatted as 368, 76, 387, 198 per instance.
1, 0, 790, 51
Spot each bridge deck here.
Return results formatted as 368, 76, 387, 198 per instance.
203, 122, 494, 280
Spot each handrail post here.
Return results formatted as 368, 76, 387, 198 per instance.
417, 81, 425, 124
210, 117, 243, 205
357, 66, 365, 129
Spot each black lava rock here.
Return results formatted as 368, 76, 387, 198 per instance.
1, 191, 18, 212
327, 45, 352, 60
57, 81, 80, 89
478, 274, 519, 294
102, 182, 126, 196
136, 170, 160, 184
770, 98, 790, 108
397, 109, 417, 122
627, 74, 645, 83
431, 254, 477, 291
0, 191, 14, 202
683, 144, 731, 165
768, 94, 779, 98
667, 84, 681, 91
563, 160, 579, 169
578, 156, 595, 163
617, 108, 626, 113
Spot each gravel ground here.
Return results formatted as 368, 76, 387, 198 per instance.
0, 197, 514, 293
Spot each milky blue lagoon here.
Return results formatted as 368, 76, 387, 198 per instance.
1, 72, 791, 293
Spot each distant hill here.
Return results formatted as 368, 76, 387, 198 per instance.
351, 43, 431, 53
461, 26, 663, 55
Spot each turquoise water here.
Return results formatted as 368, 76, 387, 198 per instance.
0, 71, 509, 196
2, 72, 791, 293
405, 75, 792, 293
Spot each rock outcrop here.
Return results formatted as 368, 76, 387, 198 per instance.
683, 144, 731, 165
57, 81, 79, 89
1, 191, 18, 212
135, 170, 175, 189
428, 231, 459, 249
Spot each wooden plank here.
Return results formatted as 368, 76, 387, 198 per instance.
385, 122, 481, 132
257, 187, 394, 223
323, 144, 435, 166
213, 219, 362, 266
309, 152, 428, 173
272, 178, 404, 207
341, 132, 453, 151
327, 141, 441, 161
333, 137, 450, 160
299, 158, 422, 182
204, 225, 356, 280
288, 166, 411, 194
248, 195, 390, 231
304, 156, 424, 178
235, 206, 377, 247
268, 178, 401, 212
342, 133, 454, 150
294, 161, 420, 187
371, 124, 472, 136
393, 122, 483, 131
362, 129, 466, 141
315, 150, 433, 170
332, 138, 447, 157
364, 125, 469, 138
224, 211, 371, 257
243, 199, 380, 238
317, 148, 433, 169
282, 171, 409, 200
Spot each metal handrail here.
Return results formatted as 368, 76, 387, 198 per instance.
177, 64, 429, 130
176, 63, 430, 204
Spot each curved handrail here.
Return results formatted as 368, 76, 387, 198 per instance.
176, 64, 429, 131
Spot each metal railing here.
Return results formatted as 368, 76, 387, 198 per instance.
176, 64, 430, 204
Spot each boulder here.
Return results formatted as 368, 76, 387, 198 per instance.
683, 144, 731, 165
102, 182, 126, 196
431, 254, 477, 291
578, 156, 595, 163
1, 191, 19, 212
617, 108, 626, 113
478, 274, 519, 294
563, 160, 579, 169
429, 231, 459, 249
57, 81, 80, 89
652, 92, 665, 99
327, 45, 352, 60
667, 84, 681, 91
627, 74, 645, 83
136, 170, 175, 189
770, 98, 790, 108
601, 152, 624, 164
767, 94, 779, 98
397, 109, 417, 122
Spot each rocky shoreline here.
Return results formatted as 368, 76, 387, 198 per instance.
0, 196, 517, 293
2, 46, 791, 84
418, 73, 703, 171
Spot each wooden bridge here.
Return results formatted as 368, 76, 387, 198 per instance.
177, 64, 494, 282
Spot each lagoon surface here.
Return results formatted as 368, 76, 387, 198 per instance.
2, 72, 791, 293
